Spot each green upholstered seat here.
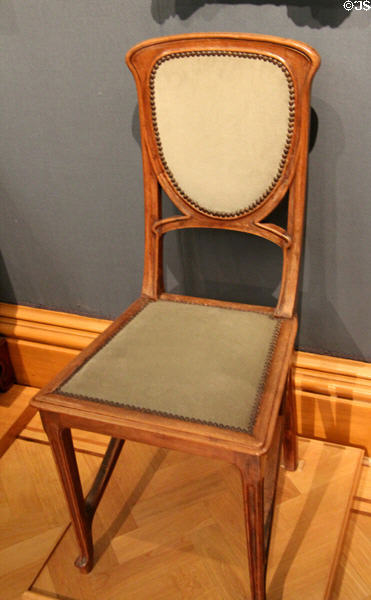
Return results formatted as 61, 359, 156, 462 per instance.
59, 300, 281, 434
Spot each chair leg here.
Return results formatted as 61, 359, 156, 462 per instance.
41, 411, 94, 572
239, 457, 267, 600
85, 436, 125, 523
282, 366, 298, 471
41, 411, 124, 573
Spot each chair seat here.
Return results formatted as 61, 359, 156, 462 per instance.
59, 300, 281, 434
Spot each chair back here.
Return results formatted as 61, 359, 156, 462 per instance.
126, 34, 320, 317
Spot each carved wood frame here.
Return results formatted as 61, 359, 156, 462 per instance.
126, 33, 320, 318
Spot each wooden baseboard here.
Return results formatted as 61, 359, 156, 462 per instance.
1, 302, 370, 454
293, 352, 371, 454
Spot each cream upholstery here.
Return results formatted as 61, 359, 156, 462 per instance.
60, 300, 281, 434
153, 53, 292, 216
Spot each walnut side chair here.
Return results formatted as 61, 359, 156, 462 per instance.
31, 33, 320, 600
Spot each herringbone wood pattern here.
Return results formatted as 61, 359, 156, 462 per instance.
0, 389, 369, 599
0, 438, 98, 600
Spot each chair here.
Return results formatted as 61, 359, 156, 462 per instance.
31, 33, 320, 599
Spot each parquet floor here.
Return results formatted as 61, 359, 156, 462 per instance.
0, 387, 370, 599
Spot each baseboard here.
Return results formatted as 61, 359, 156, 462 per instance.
293, 352, 371, 454
1, 302, 370, 454
0, 303, 110, 388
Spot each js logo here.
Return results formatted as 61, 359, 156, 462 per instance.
343, 0, 371, 9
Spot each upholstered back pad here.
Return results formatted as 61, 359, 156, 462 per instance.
152, 53, 293, 217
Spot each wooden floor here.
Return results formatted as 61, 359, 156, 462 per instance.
0, 386, 370, 600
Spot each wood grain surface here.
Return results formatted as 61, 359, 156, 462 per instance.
0, 422, 368, 599
13, 437, 361, 600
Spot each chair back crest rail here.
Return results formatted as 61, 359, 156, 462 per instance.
126, 33, 320, 319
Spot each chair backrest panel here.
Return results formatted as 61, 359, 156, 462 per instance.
126, 34, 320, 314
152, 52, 293, 217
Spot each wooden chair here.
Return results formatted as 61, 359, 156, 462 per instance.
31, 33, 320, 599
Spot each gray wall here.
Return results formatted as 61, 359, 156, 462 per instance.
1, 1, 370, 361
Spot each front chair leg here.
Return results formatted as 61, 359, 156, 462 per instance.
41, 411, 124, 573
238, 456, 267, 600
41, 411, 94, 572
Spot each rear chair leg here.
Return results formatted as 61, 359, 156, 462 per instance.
41, 411, 124, 572
282, 365, 298, 471
239, 457, 267, 600
85, 436, 125, 523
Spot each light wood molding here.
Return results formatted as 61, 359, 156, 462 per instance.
294, 351, 371, 379
6, 338, 78, 389
294, 351, 371, 396
293, 352, 371, 454
0, 302, 110, 349
1, 303, 370, 454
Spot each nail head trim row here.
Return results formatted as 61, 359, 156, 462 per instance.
150, 50, 296, 219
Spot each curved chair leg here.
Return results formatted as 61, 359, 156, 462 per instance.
41, 411, 94, 572
239, 457, 266, 600
41, 411, 124, 573
282, 366, 298, 471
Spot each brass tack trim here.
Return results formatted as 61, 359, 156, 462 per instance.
56, 298, 281, 435
150, 50, 295, 219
